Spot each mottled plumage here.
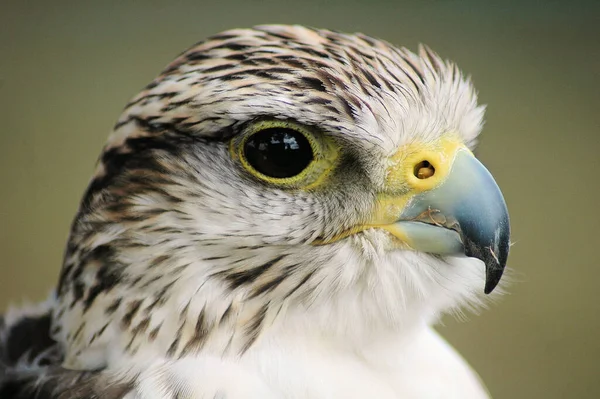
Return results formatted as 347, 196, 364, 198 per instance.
1, 25, 509, 398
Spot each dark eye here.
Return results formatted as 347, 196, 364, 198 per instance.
243, 128, 314, 178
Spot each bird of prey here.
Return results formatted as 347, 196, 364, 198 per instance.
0, 25, 510, 398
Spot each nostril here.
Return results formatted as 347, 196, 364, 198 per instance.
414, 160, 435, 179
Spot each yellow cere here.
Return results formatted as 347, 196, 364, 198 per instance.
384, 133, 470, 193
230, 120, 339, 190
371, 133, 470, 226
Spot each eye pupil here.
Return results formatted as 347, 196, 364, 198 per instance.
244, 128, 314, 178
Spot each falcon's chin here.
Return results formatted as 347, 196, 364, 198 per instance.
282, 237, 489, 346
329, 228, 498, 330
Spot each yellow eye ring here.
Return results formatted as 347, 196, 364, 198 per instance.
230, 120, 338, 190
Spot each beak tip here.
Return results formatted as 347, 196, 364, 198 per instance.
483, 245, 509, 294
484, 271, 502, 294
464, 234, 509, 295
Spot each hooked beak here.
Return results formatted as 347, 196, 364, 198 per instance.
317, 135, 510, 294
388, 149, 510, 293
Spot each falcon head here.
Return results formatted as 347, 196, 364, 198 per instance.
53, 25, 509, 369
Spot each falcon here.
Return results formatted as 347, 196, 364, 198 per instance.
0, 25, 510, 398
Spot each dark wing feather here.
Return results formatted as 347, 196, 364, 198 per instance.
0, 299, 133, 399
1, 367, 133, 399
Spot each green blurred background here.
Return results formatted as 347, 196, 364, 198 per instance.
1, 0, 598, 397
